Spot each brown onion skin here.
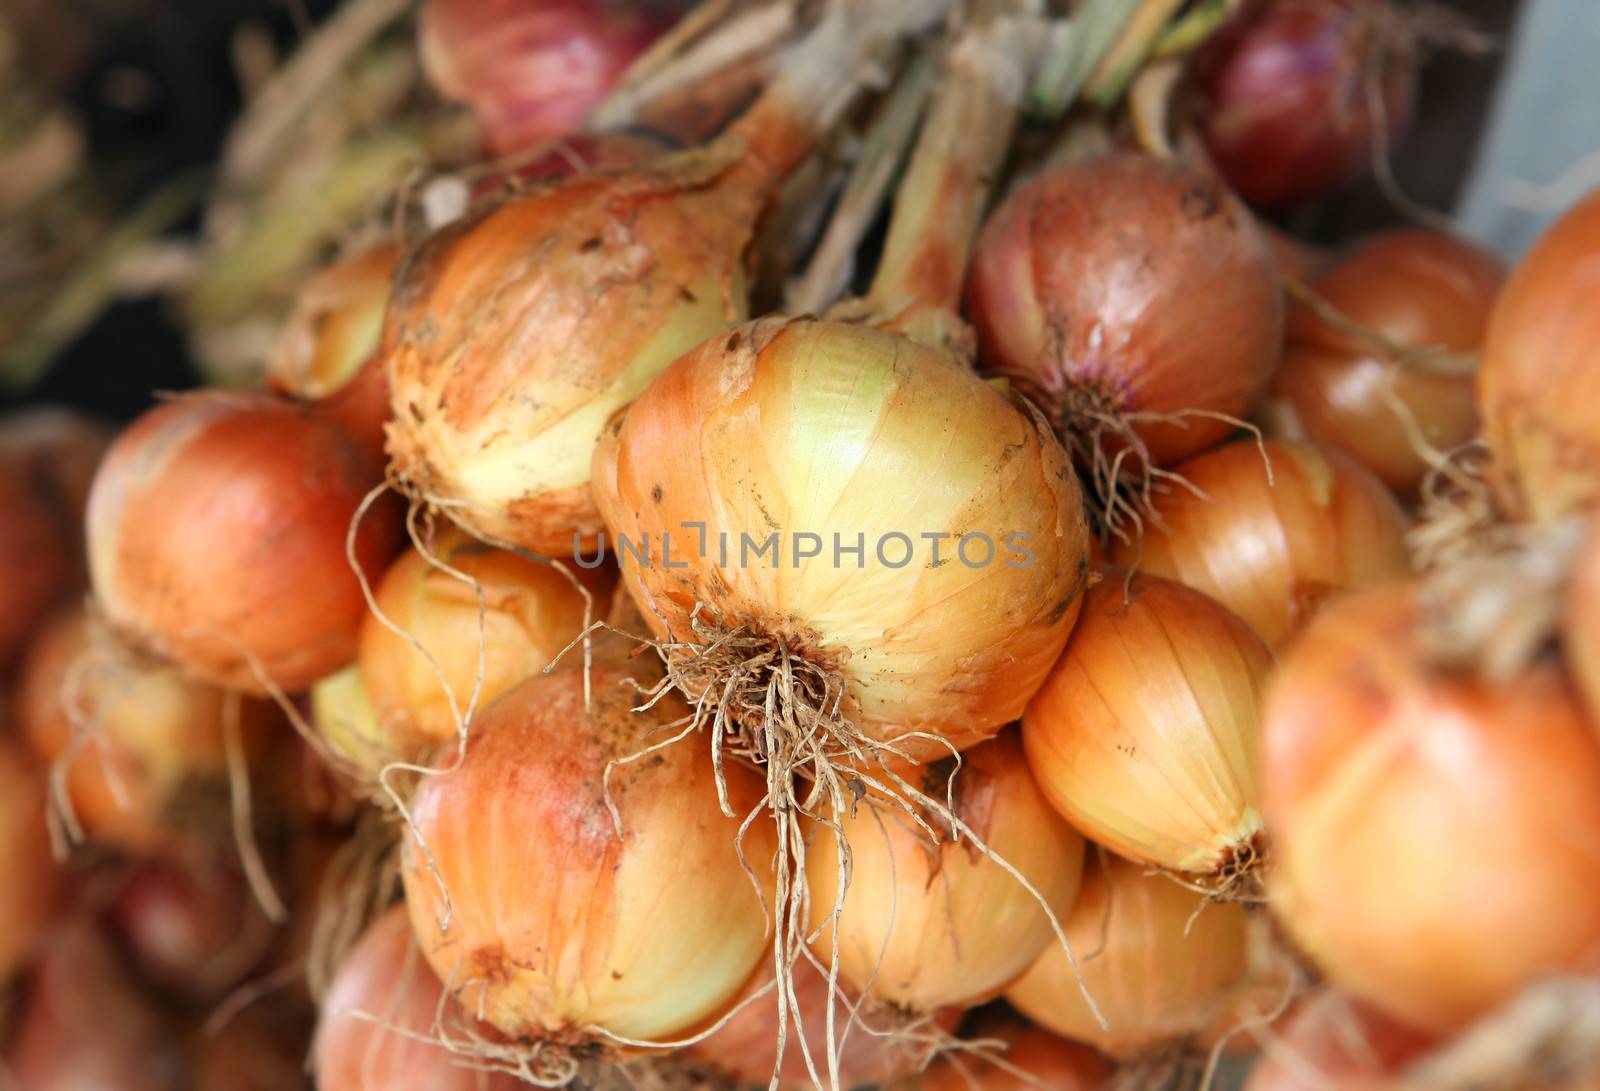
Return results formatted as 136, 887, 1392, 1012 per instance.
0, 740, 56, 983
86, 390, 402, 693
966, 153, 1284, 468
315, 907, 523, 1091
897, 1018, 1109, 1091
1274, 230, 1505, 495
1109, 438, 1410, 647
1194, 0, 1418, 208
1479, 187, 1600, 524
1263, 585, 1600, 1032
1243, 990, 1435, 1091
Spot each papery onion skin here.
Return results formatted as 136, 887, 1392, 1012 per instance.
1263, 584, 1600, 1032
86, 390, 402, 693
315, 907, 523, 1091
401, 663, 774, 1043
1109, 438, 1410, 647
1006, 853, 1250, 1058
965, 153, 1284, 468
592, 316, 1089, 754
1023, 572, 1271, 877
1479, 186, 1600, 525
1274, 230, 1504, 495
896, 1018, 1109, 1091
1194, 0, 1418, 208
1243, 990, 1435, 1091
356, 528, 611, 765
0, 741, 56, 983
806, 731, 1085, 1012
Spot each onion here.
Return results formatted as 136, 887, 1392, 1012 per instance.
1109, 438, 1410, 647
16, 603, 266, 853
419, 0, 676, 156
354, 527, 611, 768
1022, 572, 1272, 890
1006, 852, 1251, 1058
4, 920, 187, 1091
1479, 186, 1600, 525
1243, 990, 1435, 1091
898, 1017, 1109, 1091
315, 907, 523, 1091
806, 730, 1086, 1012
964, 152, 1284, 498
1565, 521, 1600, 725
107, 850, 278, 1002
685, 954, 961, 1091
401, 662, 773, 1048
1194, 0, 1419, 207
0, 406, 112, 562
0, 741, 56, 983
1272, 230, 1505, 495
387, 2, 938, 555
1262, 583, 1600, 1032
86, 390, 402, 693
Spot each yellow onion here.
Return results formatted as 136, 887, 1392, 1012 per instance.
401, 662, 773, 1046
387, 3, 936, 555
592, 316, 1089, 757
1263, 584, 1600, 1032
1243, 990, 1436, 1091
1110, 438, 1410, 647
895, 1017, 1109, 1091
806, 730, 1086, 1012
1023, 572, 1272, 886
1006, 853, 1250, 1058
354, 527, 611, 768
1479, 186, 1600, 524
16, 604, 273, 854
0, 740, 56, 982
1272, 229, 1504, 495
86, 390, 402, 693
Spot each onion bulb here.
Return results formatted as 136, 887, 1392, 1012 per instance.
86, 390, 402, 693
0, 740, 56, 983
315, 906, 523, 1091
354, 527, 611, 768
401, 662, 774, 1046
1194, 0, 1419, 207
1262, 584, 1600, 1032
806, 730, 1086, 1012
1006, 853, 1250, 1058
1479, 186, 1600, 525
1023, 573, 1271, 889
1109, 438, 1410, 647
1243, 990, 1435, 1091
1273, 230, 1504, 495
388, 3, 936, 555
965, 153, 1284, 488
897, 1017, 1109, 1091
1565, 521, 1600, 725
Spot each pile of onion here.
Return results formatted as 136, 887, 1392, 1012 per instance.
401, 661, 773, 1060
86, 390, 402, 693
1263, 583, 1600, 1032
1111, 438, 1410, 647
1023, 572, 1272, 893
1194, 0, 1419, 207
1006, 852, 1251, 1058
0, 739, 56, 983
1271, 229, 1505, 495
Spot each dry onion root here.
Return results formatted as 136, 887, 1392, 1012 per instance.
1023, 572, 1273, 899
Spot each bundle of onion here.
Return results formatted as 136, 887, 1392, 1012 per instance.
400, 662, 774, 1072
1270, 230, 1504, 495
268, 243, 402, 459
348, 526, 611, 774
1479, 186, 1600, 525
1193, 0, 1418, 208
1109, 438, 1410, 647
386, 0, 941, 556
1262, 584, 1600, 1032
1023, 573, 1272, 896
965, 152, 1284, 534
86, 390, 402, 693
0, 739, 56, 983
315, 907, 524, 1091
806, 730, 1085, 1014
1006, 853, 1251, 1058
684, 953, 961, 1091
1243, 990, 1435, 1091
893, 1017, 1109, 1091
16, 603, 271, 854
